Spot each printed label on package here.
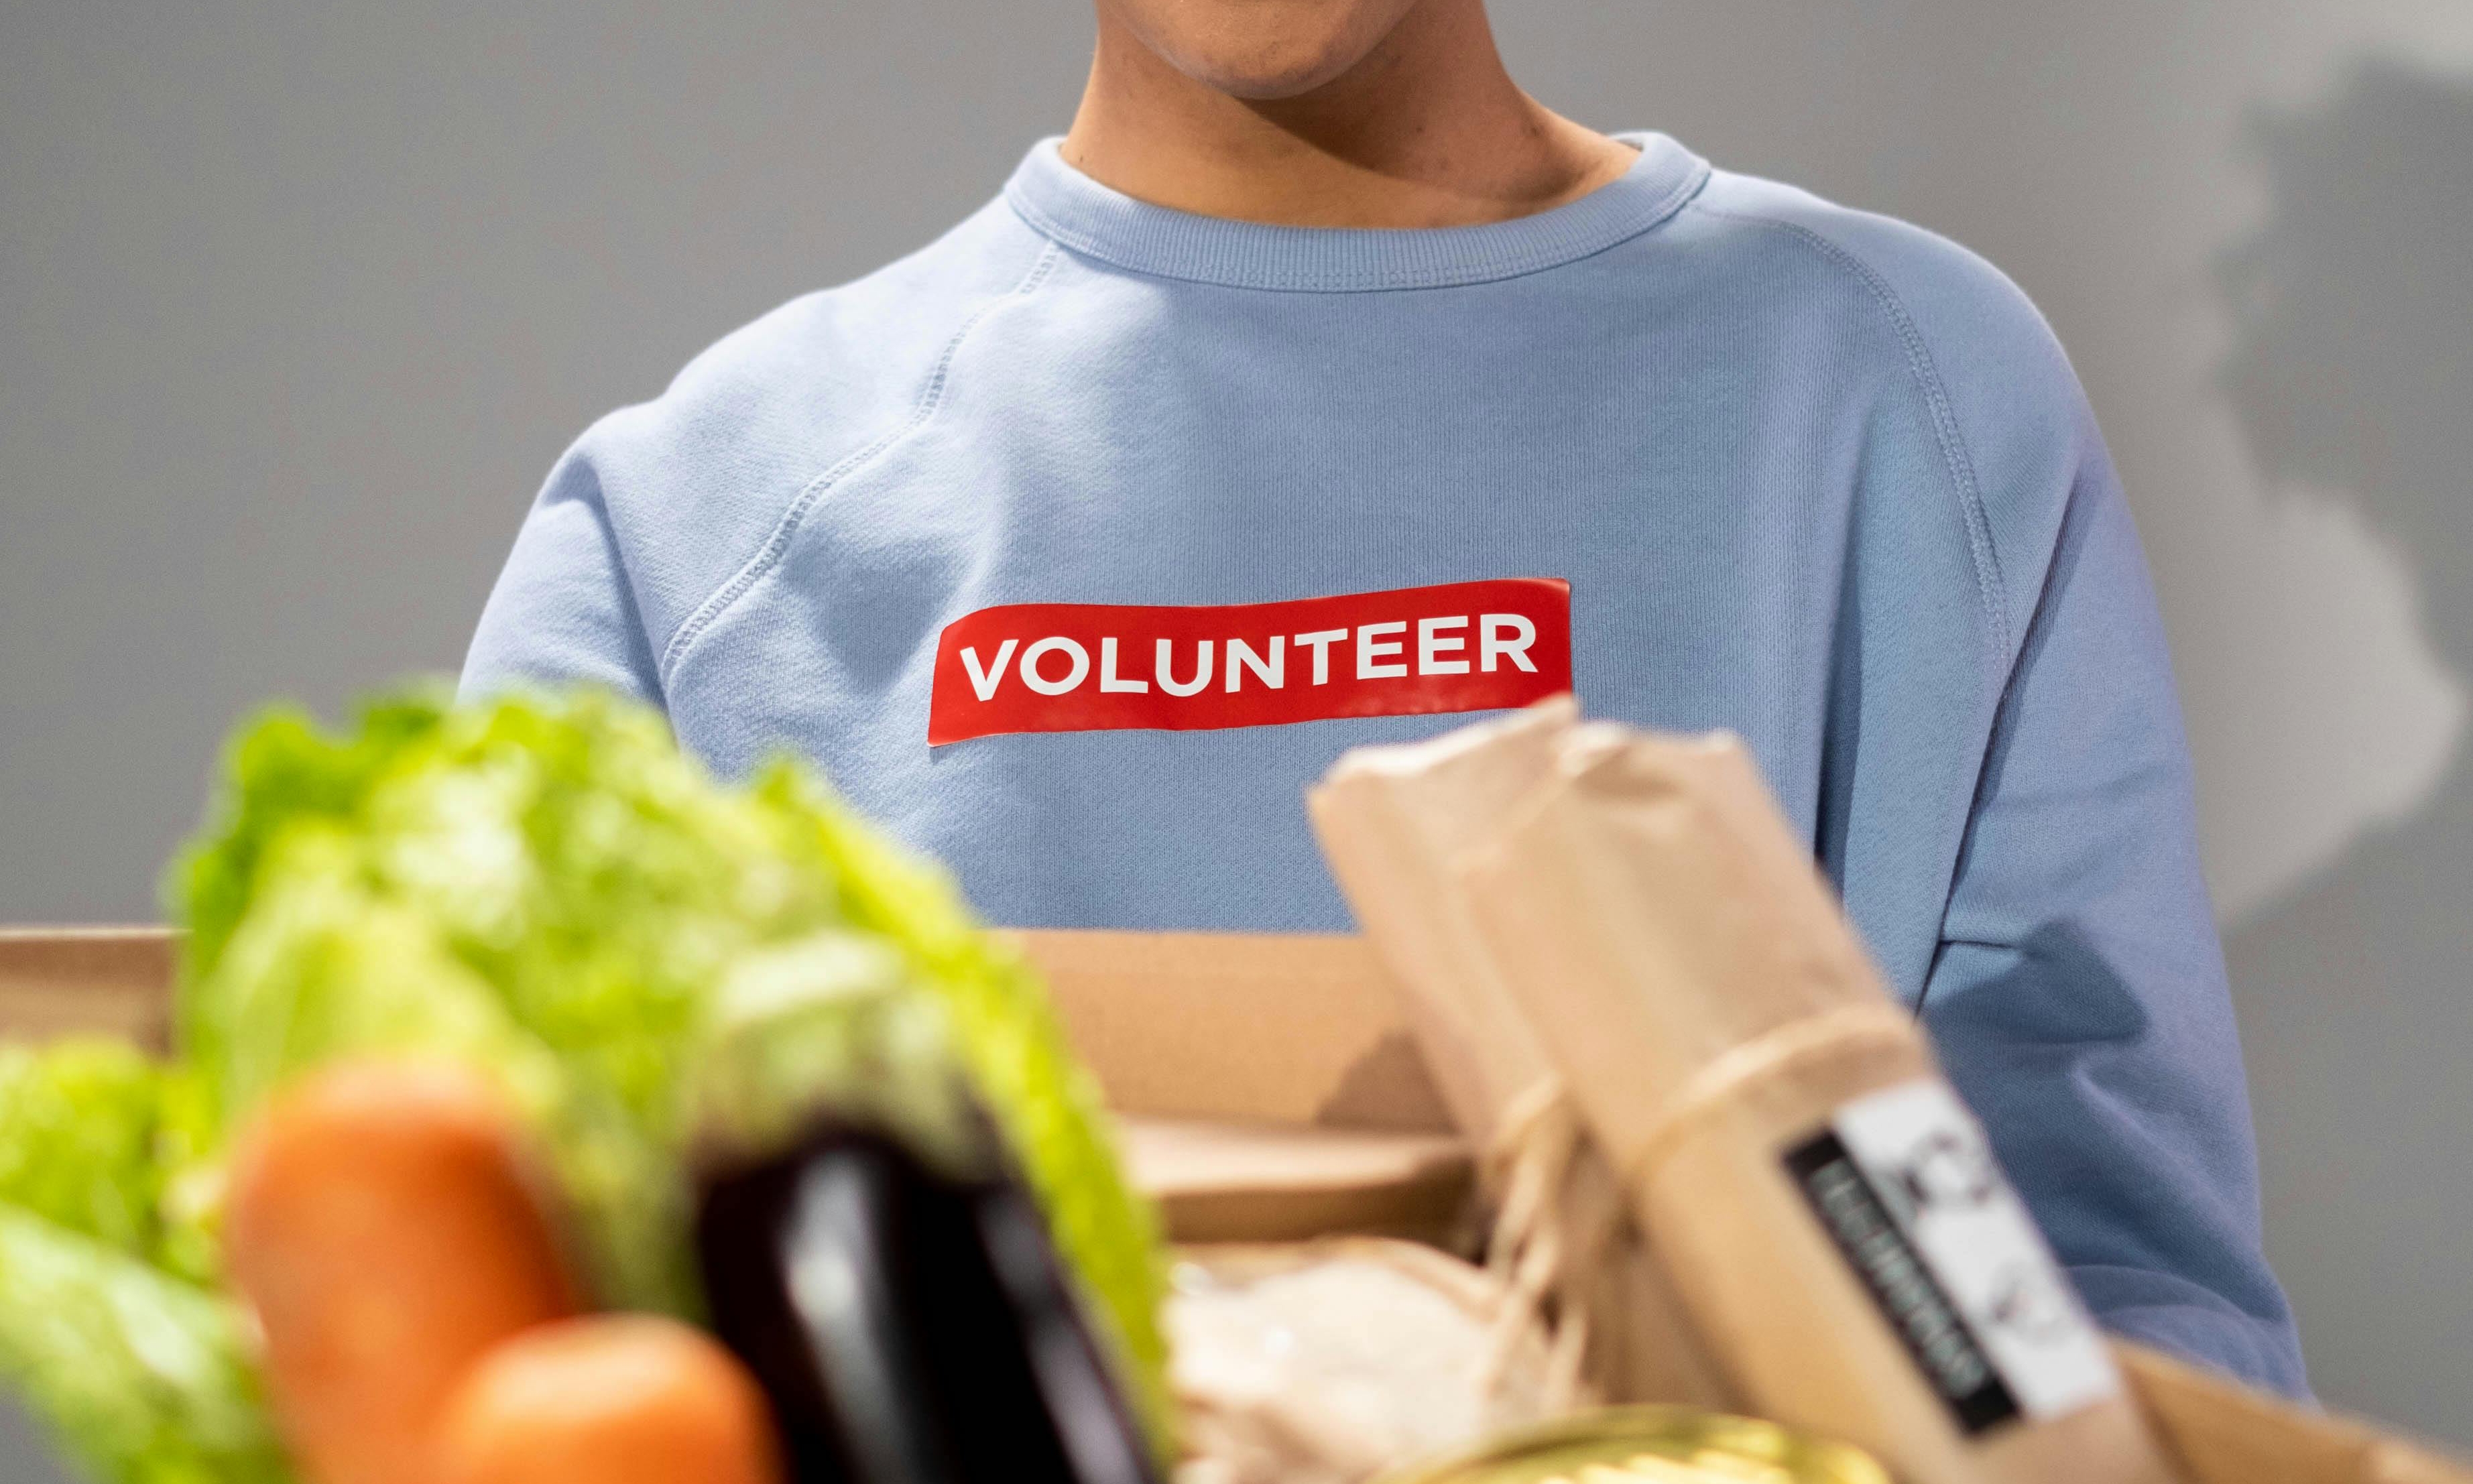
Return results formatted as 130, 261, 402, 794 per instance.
1785, 1080, 2121, 1435
926, 578, 1573, 745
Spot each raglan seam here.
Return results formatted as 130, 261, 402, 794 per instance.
1688, 201, 2020, 1026
1689, 203, 2014, 668
656, 239, 1063, 688
1915, 445, 2112, 1017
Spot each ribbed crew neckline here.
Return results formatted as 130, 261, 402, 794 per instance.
1002, 131, 1710, 292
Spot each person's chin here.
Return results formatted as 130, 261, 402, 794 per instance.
1141, 2, 1408, 101
1168, 38, 1372, 99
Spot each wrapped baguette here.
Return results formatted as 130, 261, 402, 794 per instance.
1311, 704, 2179, 1484
1310, 700, 1728, 1410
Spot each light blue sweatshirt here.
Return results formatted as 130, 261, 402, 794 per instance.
463, 134, 2305, 1393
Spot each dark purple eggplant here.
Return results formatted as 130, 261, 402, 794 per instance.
695, 1118, 1160, 1484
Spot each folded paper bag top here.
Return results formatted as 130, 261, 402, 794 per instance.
1311, 702, 2179, 1484
1311, 708, 1881, 1140
1461, 726, 1905, 1160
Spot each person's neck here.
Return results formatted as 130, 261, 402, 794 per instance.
1060, 0, 1637, 229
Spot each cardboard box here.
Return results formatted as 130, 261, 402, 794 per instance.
0, 926, 172, 1050
0, 926, 2462, 1483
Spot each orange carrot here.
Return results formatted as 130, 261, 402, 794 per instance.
435, 1314, 782, 1484
224, 1059, 583, 1484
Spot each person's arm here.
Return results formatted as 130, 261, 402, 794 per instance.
1920, 435, 2308, 1395
460, 437, 664, 708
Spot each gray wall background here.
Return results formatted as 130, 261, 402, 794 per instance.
4, 0, 2470, 1469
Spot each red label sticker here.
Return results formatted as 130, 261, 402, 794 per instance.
928, 578, 1572, 745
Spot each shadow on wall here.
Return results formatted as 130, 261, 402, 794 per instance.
2216, 59, 2473, 1440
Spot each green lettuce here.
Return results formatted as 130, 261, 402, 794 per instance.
688, 933, 981, 1175
0, 686, 1172, 1480
170, 686, 1172, 1442
0, 1042, 174, 1266
0, 1211, 288, 1484
0, 1043, 288, 1484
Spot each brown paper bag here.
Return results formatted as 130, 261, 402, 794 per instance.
1313, 700, 1730, 1410
1313, 705, 2178, 1484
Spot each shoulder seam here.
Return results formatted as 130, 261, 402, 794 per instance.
1689, 201, 2013, 664
656, 239, 1064, 686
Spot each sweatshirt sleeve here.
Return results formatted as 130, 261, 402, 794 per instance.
1919, 432, 2309, 1396
459, 438, 664, 708
1704, 173, 2312, 1395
